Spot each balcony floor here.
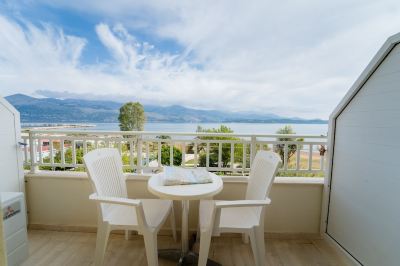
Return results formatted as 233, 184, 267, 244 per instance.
22, 230, 351, 266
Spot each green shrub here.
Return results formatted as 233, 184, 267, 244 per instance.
158, 145, 182, 166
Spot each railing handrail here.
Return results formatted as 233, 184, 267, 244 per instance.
22, 129, 327, 139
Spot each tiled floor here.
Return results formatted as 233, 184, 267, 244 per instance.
21, 230, 351, 266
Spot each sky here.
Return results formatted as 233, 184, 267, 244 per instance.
1, 1, 400, 119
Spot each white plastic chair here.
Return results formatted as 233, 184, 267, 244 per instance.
83, 148, 177, 266
197, 150, 281, 266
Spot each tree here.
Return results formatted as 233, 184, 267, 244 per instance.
196, 125, 242, 168
274, 125, 303, 163
118, 102, 146, 131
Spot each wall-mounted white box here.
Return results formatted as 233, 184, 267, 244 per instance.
1, 192, 28, 266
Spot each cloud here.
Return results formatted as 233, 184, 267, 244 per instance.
2, 1, 400, 119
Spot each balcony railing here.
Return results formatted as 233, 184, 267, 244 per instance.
21, 130, 327, 176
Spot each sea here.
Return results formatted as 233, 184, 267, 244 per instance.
56, 122, 328, 136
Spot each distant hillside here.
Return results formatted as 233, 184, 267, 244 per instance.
5, 94, 327, 124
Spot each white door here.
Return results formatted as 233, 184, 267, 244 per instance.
327, 44, 400, 265
0, 98, 23, 192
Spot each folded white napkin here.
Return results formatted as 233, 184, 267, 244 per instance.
163, 167, 213, 186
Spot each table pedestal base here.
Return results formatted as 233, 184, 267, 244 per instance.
148, 173, 223, 266
158, 232, 221, 266
158, 249, 221, 266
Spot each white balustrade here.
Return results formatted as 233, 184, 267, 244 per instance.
21, 130, 327, 176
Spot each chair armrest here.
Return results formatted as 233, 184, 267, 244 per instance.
215, 198, 271, 209
89, 193, 141, 206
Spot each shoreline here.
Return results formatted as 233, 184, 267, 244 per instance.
22, 123, 96, 130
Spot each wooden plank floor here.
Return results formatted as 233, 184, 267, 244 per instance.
22, 230, 351, 266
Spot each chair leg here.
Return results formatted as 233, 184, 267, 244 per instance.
196, 224, 200, 242
249, 228, 261, 266
125, 230, 130, 240
198, 231, 212, 266
169, 205, 177, 242
255, 226, 266, 265
143, 232, 159, 266
94, 223, 110, 266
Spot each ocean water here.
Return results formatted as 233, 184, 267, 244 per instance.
83, 122, 328, 136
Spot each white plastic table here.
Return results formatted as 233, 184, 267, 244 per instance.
148, 171, 223, 265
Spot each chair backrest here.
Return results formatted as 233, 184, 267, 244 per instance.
83, 148, 128, 218
245, 150, 281, 201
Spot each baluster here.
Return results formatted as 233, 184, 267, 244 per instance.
38, 139, 43, 164
218, 143, 222, 169
61, 139, 65, 165
29, 132, 38, 173
250, 136, 257, 166
242, 143, 247, 171
137, 136, 143, 174
283, 143, 288, 170
157, 141, 162, 167
129, 140, 134, 171
23, 138, 28, 165
296, 144, 301, 170
230, 143, 234, 171
182, 142, 186, 167
50, 140, 54, 169
194, 142, 198, 168
83, 140, 88, 154
118, 141, 122, 154
72, 140, 77, 166
170, 141, 174, 166
206, 142, 210, 169
146, 142, 150, 166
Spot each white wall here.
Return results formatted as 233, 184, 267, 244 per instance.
25, 172, 324, 236
327, 43, 400, 265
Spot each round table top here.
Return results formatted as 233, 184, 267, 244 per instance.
147, 171, 223, 200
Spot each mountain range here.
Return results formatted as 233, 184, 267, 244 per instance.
5, 94, 327, 124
